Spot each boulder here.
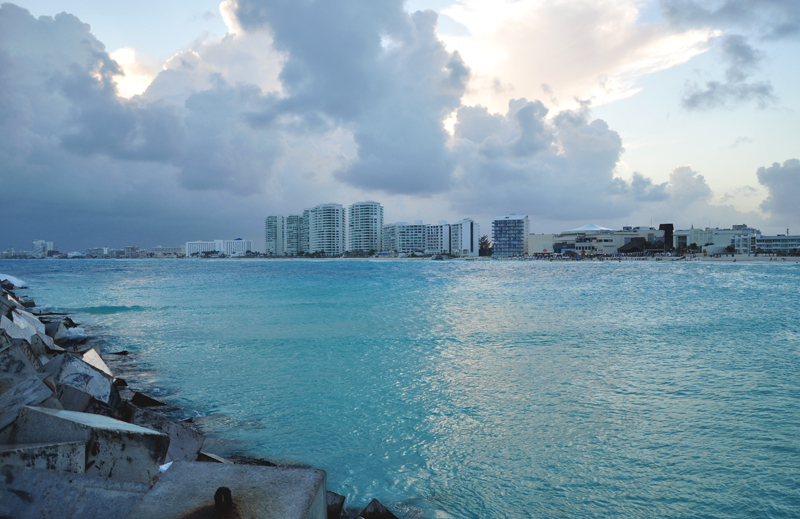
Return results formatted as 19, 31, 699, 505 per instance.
121, 401, 205, 462
81, 349, 113, 379
0, 466, 149, 519
43, 354, 115, 405
327, 491, 346, 519
130, 391, 167, 408
13, 309, 45, 335
0, 373, 61, 430
0, 340, 41, 373
5, 406, 169, 483
357, 499, 399, 519
0, 441, 85, 474
44, 321, 67, 342
196, 451, 233, 464
124, 461, 327, 519
1, 314, 34, 342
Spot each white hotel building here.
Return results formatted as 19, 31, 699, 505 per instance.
265, 215, 285, 256
348, 201, 383, 253
309, 203, 346, 256
186, 239, 253, 257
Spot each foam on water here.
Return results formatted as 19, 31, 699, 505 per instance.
0, 273, 25, 286
2, 259, 799, 518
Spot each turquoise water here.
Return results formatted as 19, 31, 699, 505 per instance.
2, 259, 800, 518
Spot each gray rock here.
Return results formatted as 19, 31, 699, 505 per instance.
0, 466, 149, 519
0, 373, 60, 430
327, 490, 346, 519
0, 339, 41, 374
121, 402, 205, 462
357, 499, 399, 519
44, 321, 67, 342
5, 406, 169, 483
196, 450, 233, 463
43, 354, 114, 405
124, 461, 327, 519
0, 441, 85, 474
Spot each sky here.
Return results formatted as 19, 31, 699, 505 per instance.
1, 0, 798, 252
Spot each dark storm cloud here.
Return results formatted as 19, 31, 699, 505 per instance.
757, 159, 800, 218
235, 0, 468, 195
661, 0, 800, 40
681, 34, 775, 110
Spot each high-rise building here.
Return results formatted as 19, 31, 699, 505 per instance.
348, 201, 383, 253
492, 214, 530, 257
309, 203, 345, 256
265, 215, 285, 256
426, 222, 451, 255
31, 239, 54, 259
450, 219, 480, 257
381, 222, 427, 254
300, 209, 310, 254
381, 224, 399, 253
286, 215, 301, 256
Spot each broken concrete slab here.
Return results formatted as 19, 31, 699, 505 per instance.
28, 331, 58, 356
0, 340, 41, 373
0, 373, 60, 430
82, 348, 113, 379
124, 461, 327, 519
357, 499, 399, 519
6, 406, 169, 483
327, 491, 346, 519
44, 320, 68, 341
13, 309, 46, 335
0, 441, 85, 474
0, 466, 149, 519
1, 314, 34, 342
121, 402, 205, 462
130, 391, 166, 407
43, 353, 115, 405
196, 450, 233, 464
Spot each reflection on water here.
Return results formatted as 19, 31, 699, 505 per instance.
2, 259, 799, 518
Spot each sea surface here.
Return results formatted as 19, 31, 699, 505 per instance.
2, 259, 799, 518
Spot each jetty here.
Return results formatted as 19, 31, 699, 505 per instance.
0, 276, 398, 519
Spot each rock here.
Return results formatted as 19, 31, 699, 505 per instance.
81, 349, 113, 379
13, 309, 45, 335
124, 461, 328, 519
5, 406, 169, 483
0, 339, 41, 374
109, 349, 129, 355
130, 391, 167, 408
0, 294, 16, 314
44, 321, 67, 342
0, 373, 61, 430
357, 499, 399, 519
0, 466, 149, 519
1, 314, 34, 343
19, 297, 36, 308
113, 377, 127, 387
196, 451, 234, 463
0, 279, 14, 290
327, 491, 346, 519
28, 332, 58, 356
121, 401, 205, 462
42, 354, 116, 406
0, 441, 85, 474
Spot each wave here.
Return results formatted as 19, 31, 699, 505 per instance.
75, 305, 151, 315
0, 274, 26, 286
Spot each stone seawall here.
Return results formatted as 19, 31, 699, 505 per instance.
0, 276, 399, 519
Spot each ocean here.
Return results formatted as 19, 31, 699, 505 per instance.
2, 259, 799, 518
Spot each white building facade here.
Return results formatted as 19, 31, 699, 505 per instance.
309, 203, 345, 256
450, 219, 480, 257
186, 239, 253, 257
265, 215, 285, 256
348, 201, 383, 253
426, 222, 450, 255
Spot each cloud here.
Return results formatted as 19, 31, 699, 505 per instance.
757, 159, 800, 219
661, 0, 800, 40
666, 165, 713, 204
681, 34, 775, 110
727, 136, 753, 148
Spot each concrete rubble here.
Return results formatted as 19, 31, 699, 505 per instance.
0, 278, 403, 518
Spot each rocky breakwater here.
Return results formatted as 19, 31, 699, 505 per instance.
0, 277, 399, 519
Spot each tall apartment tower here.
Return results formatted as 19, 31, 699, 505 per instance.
426, 222, 451, 255
450, 218, 480, 257
492, 214, 530, 257
265, 215, 285, 256
300, 209, 310, 254
348, 201, 383, 253
286, 215, 301, 255
309, 203, 345, 256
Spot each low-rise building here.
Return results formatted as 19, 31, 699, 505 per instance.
673, 224, 759, 250
152, 245, 186, 257
528, 224, 665, 255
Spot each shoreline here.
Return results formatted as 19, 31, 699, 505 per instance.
0, 275, 400, 519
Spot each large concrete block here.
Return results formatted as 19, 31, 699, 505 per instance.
6, 406, 169, 483
82, 349, 113, 379
0, 373, 60, 430
0, 466, 149, 519
45, 320, 67, 342
13, 309, 46, 335
43, 353, 115, 404
356, 499, 399, 519
0, 339, 41, 373
1, 314, 34, 342
0, 441, 85, 474
122, 402, 205, 462
124, 461, 327, 519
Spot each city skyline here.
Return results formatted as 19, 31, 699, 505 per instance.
1, 1, 798, 253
